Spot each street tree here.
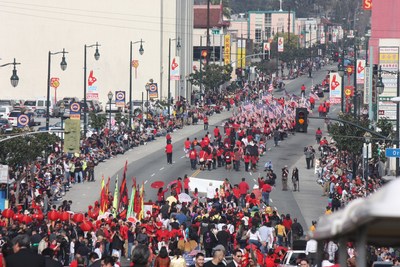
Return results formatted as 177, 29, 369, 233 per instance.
89, 111, 107, 131
188, 63, 232, 93
0, 132, 60, 204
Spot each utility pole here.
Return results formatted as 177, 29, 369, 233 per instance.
206, 0, 210, 66
288, 7, 291, 44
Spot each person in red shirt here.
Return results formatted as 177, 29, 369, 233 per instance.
199, 149, 208, 171
315, 127, 323, 143
300, 84, 306, 98
189, 148, 197, 170
309, 95, 315, 110
184, 138, 191, 156
165, 141, 173, 164
176, 177, 183, 195
238, 178, 249, 207
213, 126, 220, 139
183, 175, 190, 194
244, 152, 251, 172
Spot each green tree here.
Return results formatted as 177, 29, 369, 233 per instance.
89, 112, 107, 131
0, 133, 60, 204
188, 63, 232, 93
115, 112, 129, 126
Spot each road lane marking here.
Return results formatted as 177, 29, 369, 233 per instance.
180, 156, 185, 159
270, 199, 273, 203
160, 167, 164, 171
151, 173, 155, 177
191, 169, 201, 177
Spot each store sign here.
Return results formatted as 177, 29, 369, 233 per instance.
224, 34, 231, 65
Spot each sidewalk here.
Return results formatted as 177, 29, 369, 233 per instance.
69, 110, 233, 211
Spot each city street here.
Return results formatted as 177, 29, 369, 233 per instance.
68, 64, 336, 230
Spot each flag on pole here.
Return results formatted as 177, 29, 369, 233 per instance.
127, 178, 137, 218
99, 176, 105, 215
119, 161, 129, 211
112, 175, 119, 217
138, 182, 145, 220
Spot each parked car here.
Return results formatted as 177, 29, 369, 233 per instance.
105, 102, 121, 113
0, 99, 17, 107
62, 97, 80, 104
125, 100, 144, 115
38, 121, 63, 131
35, 98, 60, 117
23, 100, 37, 111
8, 110, 39, 127
0, 118, 13, 133
0, 106, 13, 119
87, 100, 102, 112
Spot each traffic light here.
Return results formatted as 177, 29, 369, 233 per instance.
295, 108, 308, 132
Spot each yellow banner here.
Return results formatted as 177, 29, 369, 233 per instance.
224, 34, 231, 65
64, 119, 81, 154
237, 48, 246, 68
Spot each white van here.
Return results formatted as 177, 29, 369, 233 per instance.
35, 98, 59, 117
23, 100, 37, 111
0, 106, 13, 119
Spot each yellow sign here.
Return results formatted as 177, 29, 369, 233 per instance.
379, 53, 399, 62
64, 119, 81, 154
345, 88, 352, 96
237, 39, 246, 67
224, 34, 231, 65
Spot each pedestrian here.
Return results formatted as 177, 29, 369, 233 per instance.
304, 147, 313, 169
291, 218, 304, 241
273, 129, 280, 147
300, 84, 306, 98
165, 140, 173, 164
291, 167, 299, 191
282, 166, 289, 191
183, 175, 190, 194
315, 128, 322, 144
203, 116, 208, 130
189, 147, 197, 170
238, 178, 249, 207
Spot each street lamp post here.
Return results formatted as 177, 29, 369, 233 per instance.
353, 42, 358, 118
364, 132, 372, 196
338, 51, 345, 113
47, 49, 68, 130
390, 71, 400, 177
84, 42, 100, 138
60, 102, 65, 151
129, 40, 144, 129
145, 83, 150, 118
107, 91, 113, 142
0, 58, 20, 87
167, 37, 181, 116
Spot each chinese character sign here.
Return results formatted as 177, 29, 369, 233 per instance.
224, 34, 231, 65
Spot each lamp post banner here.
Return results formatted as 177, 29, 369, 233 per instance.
356, 59, 366, 84
148, 83, 158, 99
170, 56, 180, 81
363, 66, 370, 104
224, 34, 231, 65
329, 72, 342, 104
115, 91, 126, 108
378, 46, 399, 121
277, 37, 284, 52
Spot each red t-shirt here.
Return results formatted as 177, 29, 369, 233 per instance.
238, 181, 249, 195
165, 144, 173, 153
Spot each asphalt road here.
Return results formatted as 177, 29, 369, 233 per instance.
68, 64, 336, 231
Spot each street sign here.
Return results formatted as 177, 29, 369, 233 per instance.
385, 148, 400, 158
211, 28, 220, 35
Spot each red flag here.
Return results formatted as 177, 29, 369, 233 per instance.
100, 177, 111, 214
119, 162, 129, 211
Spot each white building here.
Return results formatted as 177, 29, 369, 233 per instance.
0, 0, 193, 105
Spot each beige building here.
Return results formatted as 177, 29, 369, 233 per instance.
0, 0, 193, 105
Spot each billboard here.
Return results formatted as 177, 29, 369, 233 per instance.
378, 46, 399, 121
356, 59, 366, 85
64, 119, 81, 154
329, 72, 342, 104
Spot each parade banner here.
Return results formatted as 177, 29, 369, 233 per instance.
148, 83, 158, 99
329, 72, 342, 104
17, 114, 30, 128
278, 37, 284, 52
224, 34, 231, 65
356, 59, 366, 85
64, 119, 81, 153
87, 70, 99, 100
170, 56, 180, 81
115, 91, 126, 108
237, 39, 246, 67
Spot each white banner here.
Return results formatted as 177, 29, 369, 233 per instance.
364, 66, 370, 104
0, 165, 8, 184
329, 72, 342, 104
263, 42, 270, 51
277, 37, 284, 52
356, 59, 366, 85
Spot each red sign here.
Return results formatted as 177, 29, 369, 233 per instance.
50, 77, 60, 89
345, 86, 354, 97
331, 74, 340, 90
357, 61, 365, 73
346, 65, 354, 75
88, 70, 97, 86
363, 0, 372, 10
201, 50, 208, 57
171, 58, 178, 70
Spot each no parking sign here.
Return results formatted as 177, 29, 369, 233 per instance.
17, 114, 30, 128
115, 91, 126, 108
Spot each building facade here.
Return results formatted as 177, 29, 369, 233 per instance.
0, 0, 192, 105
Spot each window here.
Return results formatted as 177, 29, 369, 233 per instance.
24, 100, 36, 106
255, 29, 262, 43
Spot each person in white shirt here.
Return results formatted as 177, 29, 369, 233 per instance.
246, 226, 262, 248
206, 183, 215, 201
305, 237, 318, 266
